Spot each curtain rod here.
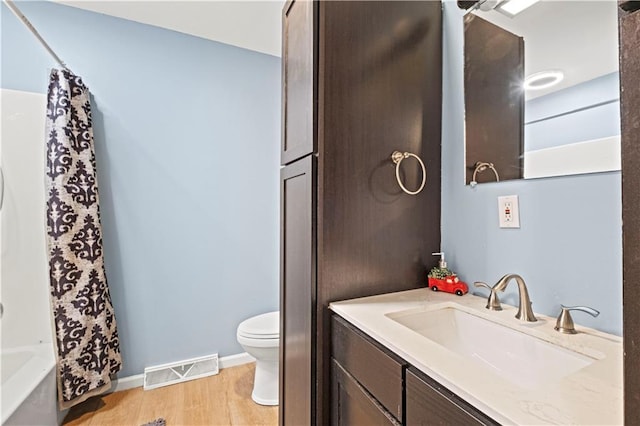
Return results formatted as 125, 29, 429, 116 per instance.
3, 0, 71, 71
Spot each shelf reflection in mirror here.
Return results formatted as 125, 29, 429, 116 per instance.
462, 0, 620, 185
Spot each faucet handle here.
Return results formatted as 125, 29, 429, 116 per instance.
473, 281, 491, 290
554, 305, 600, 334
473, 281, 503, 311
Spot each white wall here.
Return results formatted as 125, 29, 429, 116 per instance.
524, 136, 621, 179
1, 88, 52, 348
54, 0, 285, 57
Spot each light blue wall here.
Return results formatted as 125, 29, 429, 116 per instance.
441, 1, 622, 335
525, 72, 620, 151
2, 1, 281, 376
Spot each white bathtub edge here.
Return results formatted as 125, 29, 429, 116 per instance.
1, 343, 56, 425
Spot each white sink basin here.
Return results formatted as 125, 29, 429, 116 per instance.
386, 306, 596, 389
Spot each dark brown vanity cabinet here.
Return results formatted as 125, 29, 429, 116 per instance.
280, 1, 443, 425
332, 316, 405, 424
405, 368, 498, 425
332, 361, 400, 426
331, 315, 498, 426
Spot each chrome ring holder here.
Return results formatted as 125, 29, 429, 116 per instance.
470, 161, 500, 187
391, 151, 427, 195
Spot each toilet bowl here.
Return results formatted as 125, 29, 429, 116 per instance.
236, 311, 279, 406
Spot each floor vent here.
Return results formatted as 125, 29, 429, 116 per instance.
143, 354, 219, 390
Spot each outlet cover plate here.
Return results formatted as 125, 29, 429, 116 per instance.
498, 195, 520, 228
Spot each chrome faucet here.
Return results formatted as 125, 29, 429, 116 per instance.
475, 274, 537, 322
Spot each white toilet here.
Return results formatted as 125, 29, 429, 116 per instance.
236, 311, 280, 406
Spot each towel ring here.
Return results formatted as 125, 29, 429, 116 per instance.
391, 151, 427, 195
470, 161, 500, 187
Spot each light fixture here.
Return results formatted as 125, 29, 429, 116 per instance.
524, 70, 564, 91
495, 0, 540, 17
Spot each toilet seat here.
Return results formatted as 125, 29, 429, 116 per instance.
237, 311, 279, 340
237, 333, 279, 348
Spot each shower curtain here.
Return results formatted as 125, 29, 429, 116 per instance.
45, 68, 122, 409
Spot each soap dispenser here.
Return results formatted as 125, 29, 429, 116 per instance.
427, 252, 469, 296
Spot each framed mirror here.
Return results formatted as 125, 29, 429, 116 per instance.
461, 0, 620, 185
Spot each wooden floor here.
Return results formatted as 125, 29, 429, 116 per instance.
63, 363, 278, 426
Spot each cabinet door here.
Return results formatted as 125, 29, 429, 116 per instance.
280, 155, 316, 425
332, 359, 400, 426
281, 0, 316, 165
331, 316, 405, 421
405, 368, 497, 426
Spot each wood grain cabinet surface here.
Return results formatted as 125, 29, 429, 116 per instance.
331, 316, 405, 422
281, 0, 316, 165
280, 1, 443, 424
332, 360, 400, 426
405, 368, 498, 426
280, 156, 316, 426
619, 2, 640, 424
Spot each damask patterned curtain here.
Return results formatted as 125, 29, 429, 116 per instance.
45, 69, 122, 409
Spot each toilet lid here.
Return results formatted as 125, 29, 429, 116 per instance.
238, 311, 279, 339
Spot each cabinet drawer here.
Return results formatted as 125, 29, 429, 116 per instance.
406, 367, 498, 426
331, 315, 405, 421
332, 359, 400, 426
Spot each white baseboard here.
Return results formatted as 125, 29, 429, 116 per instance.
110, 352, 256, 393
219, 352, 256, 369
111, 373, 144, 393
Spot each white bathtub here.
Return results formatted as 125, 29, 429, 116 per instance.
1, 343, 59, 425
2, 90, 63, 425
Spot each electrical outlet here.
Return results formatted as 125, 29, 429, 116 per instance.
498, 195, 520, 228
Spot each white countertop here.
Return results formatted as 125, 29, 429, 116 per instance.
330, 288, 623, 425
